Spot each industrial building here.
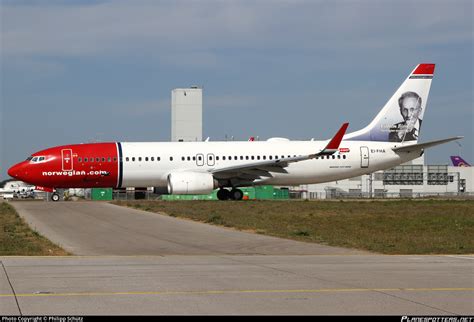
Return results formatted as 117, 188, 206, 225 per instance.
171, 86, 202, 142
295, 156, 473, 199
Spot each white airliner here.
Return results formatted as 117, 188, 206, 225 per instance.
0, 180, 35, 199
8, 63, 462, 201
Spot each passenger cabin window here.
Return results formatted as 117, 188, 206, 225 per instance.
170, 157, 173, 161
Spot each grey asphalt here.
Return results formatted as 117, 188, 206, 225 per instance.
0, 255, 473, 315
2, 201, 473, 315
10, 201, 365, 256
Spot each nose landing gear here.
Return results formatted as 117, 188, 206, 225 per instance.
51, 193, 60, 202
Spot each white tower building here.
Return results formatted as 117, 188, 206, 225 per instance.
171, 86, 202, 142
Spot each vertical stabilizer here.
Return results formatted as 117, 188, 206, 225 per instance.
450, 156, 471, 167
345, 64, 435, 142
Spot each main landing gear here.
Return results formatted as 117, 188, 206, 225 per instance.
217, 188, 244, 201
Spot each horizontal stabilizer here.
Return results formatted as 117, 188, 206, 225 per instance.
392, 136, 463, 153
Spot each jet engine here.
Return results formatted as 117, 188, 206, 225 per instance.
167, 172, 217, 195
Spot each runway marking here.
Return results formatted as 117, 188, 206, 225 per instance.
0, 287, 472, 298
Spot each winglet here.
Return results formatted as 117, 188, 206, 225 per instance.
315, 123, 349, 156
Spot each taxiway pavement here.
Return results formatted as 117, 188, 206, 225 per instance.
2, 201, 472, 315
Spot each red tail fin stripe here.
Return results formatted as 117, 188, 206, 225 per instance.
412, 64, 435, 75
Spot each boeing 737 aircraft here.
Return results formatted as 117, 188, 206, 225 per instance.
8, 64, 462, 201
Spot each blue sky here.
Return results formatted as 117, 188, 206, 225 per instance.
1, 0, 473, 179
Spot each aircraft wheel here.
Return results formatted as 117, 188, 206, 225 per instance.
217, 189, 230, 201
230, 189, 244, 201
51, 193, 60, 202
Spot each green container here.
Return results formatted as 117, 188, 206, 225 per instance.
241, 187, 256, 200
273, 188, 289, 199
91, 188, 113, 201
160, 186, 289, 201
255, 185, 275, 199
161, 191, 218, 201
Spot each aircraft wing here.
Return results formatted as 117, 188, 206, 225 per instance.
392, 136, 463, 153
210, 123, 349, 182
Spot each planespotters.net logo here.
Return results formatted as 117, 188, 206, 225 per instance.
402, 317, 473, 322
42, 170, 108, 177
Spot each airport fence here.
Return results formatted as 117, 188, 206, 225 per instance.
16, 190, 473, 201
302, 191, 474, 200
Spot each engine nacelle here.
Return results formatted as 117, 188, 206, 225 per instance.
167, 172, 217, 195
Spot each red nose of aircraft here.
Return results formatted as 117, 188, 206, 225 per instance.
8, 162, 25, 180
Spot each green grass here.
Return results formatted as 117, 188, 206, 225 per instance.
0, 202, 69, 256
114, 199, 474, 254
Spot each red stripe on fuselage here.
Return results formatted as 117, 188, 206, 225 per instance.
15, 142, 119, 189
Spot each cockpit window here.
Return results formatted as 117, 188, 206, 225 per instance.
29, 156, 46, 163
26, 156, 33, 161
